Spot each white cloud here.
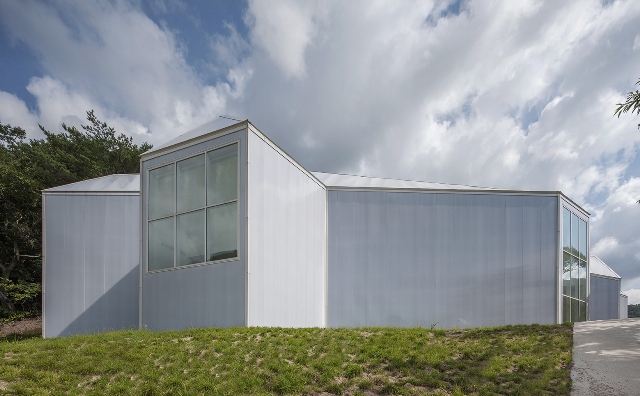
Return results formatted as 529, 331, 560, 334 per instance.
633, 34, 640, 51
0, 0, 229, 145
592, 237, 621, 257
0, 91, 40, 138
246, 0, 329, 79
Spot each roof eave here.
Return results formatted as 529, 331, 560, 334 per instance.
139, 119, 249, 160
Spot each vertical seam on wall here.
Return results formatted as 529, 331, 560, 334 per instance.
41, 194, 46, 338
83, 195, 86, 313
246, 127, 250, 327
138, 160, 144, 329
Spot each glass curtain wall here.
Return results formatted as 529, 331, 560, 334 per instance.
147, 143, 239, 271
562, 207, 588, 322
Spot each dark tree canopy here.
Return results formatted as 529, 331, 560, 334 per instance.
0, 111, 151, 319
614, 78, 640, 129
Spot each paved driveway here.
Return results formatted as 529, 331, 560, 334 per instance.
571, 318, 640, 395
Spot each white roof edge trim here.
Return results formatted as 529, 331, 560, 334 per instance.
322, 186, 563, 195
314, 171, 589, 216
589, 255, 621, 279
312, 171, 497, 190
42, 174, 140, 193
140, 117, 247, 158
560, 195, 591, 218
248, 123, 326, 190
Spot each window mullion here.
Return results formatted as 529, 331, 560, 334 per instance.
174, 161, 177, 268
204, 152, 208, 262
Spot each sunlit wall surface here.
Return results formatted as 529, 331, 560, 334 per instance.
561, 206, 588, 322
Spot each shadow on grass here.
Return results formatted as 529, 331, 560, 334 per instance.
0, 332, 42, 342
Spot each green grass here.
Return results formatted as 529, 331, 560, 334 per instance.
0, 324, 573, 395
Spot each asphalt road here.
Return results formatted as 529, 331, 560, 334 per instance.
571, 318, 640, 395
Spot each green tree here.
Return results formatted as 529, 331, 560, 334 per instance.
0, 111, 151, 318
614, 78, 640, 128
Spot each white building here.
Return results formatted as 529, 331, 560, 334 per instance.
43, 117, 618, 337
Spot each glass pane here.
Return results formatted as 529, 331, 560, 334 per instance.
207, 143, 238, 206
571, 213, 579, 256
177, 154, 205, 213
579, 301, 587, 322
571, 298, 579, 322
149, 164, 175, 220
148, 217, 174, 271
176, 210, 205, 266
579, 219, 587, 260
579, 260, 587, 301
563, 252, 571, 296
563, 207, 571, 252
570, 256, 579, 298
207, 202, 237, 261
563, 296, 571, 323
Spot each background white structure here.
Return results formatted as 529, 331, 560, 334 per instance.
589, 255, 623, 320
44, 118, 635, 337
42, 175, 140, 337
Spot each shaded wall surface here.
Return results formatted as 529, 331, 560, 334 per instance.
43, 193, 140, 337
140, 128, 246, 331
247, 128, 326, 327
589, 275, 620, 321
327, 191, 559, 329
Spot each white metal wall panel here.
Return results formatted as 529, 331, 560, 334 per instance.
620, 294, 628, 319
141, 262, 245, 330
522, 196, 542, 325
327, 191, 558, 329
540, 198, 558, 324
43, 193, 139, 337
505, 196, 524, 325
140, 129, 247, 331
589, 275, 620, 321
247, 129, 326, 327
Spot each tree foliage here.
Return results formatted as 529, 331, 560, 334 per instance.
614, 78, 640, 129
0, 111, 151, 319
629, 303, 640, 318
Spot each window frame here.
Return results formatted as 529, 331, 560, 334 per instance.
145, 139, 240, 273
561, 204, 589, 322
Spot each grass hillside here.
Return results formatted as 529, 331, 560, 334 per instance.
0, 324, 572, 395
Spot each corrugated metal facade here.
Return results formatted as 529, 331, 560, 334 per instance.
140, 126, 247, 331
326, 191, 558, 329
44, 118, 608, 333
589, 275, 620, 321
620, 294, 628, 319
43, 192, 139, 337
247, 127, 326, 327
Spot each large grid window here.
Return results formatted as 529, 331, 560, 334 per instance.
147, 143, 238, 271
562, 207, 587, 322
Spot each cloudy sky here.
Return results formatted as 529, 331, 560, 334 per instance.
2, 0, 640, 301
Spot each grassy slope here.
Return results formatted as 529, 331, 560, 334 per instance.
0, 324, 572, 395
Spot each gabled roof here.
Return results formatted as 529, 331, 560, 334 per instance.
142, 116, 245, 157
43, 174, 140, 193
589, 255, 621, 279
